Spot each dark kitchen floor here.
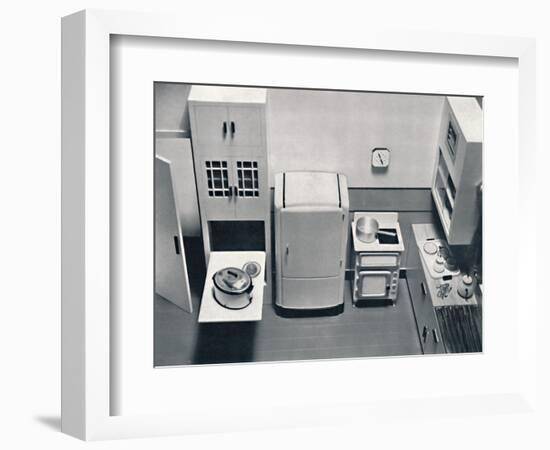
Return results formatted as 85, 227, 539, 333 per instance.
154, 273, 422, 367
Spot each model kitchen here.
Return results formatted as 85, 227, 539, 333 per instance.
154, 84, 482, 366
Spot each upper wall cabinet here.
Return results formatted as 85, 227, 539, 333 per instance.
188, 86, 267, 156
432, 97, 482, 245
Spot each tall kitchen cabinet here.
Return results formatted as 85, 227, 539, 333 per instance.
188, 86, 272, 301
432, 97, 482, 245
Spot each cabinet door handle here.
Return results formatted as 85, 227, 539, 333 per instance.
173, 236, 181, 255
422, 325, 428, 343
230, 121, 236, 137
432, 328, 440, 343
222, 121, 227, 137
420, 281, 427, 296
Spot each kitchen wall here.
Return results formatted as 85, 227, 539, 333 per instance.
267, 88, 444, 187
155, 83, 191, 136
155, 84, 445, 236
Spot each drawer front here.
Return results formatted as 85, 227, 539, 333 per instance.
356, 252, 400, 269
408, 267, 445, 354
281, 276, 342, 309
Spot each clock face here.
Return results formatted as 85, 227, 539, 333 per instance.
372, 148, 391, 168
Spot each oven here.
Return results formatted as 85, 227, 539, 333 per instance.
353, 252, 400, 302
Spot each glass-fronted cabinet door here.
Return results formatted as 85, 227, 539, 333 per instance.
196, 158, 235, 220
232, 157, 268, 220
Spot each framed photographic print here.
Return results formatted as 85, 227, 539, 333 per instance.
61, 9, 537, 441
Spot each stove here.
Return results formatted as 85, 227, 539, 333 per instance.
351, 212, 404, 304
198, 251, 266, 323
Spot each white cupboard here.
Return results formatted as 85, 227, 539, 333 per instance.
432, 97, 482, 245
188, 86, 272, 302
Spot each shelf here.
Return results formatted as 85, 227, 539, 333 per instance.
432, 188, 451, 236
445, 187, 455, 210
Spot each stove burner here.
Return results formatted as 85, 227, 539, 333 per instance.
377, 228, 399, 244
423, 241, 438, 255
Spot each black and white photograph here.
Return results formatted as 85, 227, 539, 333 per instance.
154, 84, 483, 366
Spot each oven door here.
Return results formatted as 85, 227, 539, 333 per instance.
355, 270, 392, 299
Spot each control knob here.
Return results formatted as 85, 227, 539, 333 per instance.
434, 256, 445, 273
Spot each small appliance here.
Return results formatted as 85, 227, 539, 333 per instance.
351, 212, 404, 304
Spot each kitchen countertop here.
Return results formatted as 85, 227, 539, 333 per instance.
411, 223, 481, 307
410, 223, 483, 353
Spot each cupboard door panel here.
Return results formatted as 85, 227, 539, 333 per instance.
155, 157, 193, 313
228, 105, 264, 148
281, 209, 343, 278
281, 276, 341, 309
408, 267, 445, 354
192, 105, 229, 146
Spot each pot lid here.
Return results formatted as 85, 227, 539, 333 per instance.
213, 267, 252, 295
242, 261, 261, 278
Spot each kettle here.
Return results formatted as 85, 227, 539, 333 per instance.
457, 274, 477, 299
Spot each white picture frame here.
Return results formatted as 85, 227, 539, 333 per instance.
61, 9, 538, 441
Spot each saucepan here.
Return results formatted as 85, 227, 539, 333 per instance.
356, 217, 397, 243
212, 262, 261, 310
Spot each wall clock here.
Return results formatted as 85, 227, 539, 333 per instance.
372, 148, 391, 168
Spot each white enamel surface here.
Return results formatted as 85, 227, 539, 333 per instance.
154, 156, 193, 313
198, 251, 265, 323
352, 212, 405, 252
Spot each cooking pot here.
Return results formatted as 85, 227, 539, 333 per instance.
356, 216, 397, 243
212, 266, 254, 309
